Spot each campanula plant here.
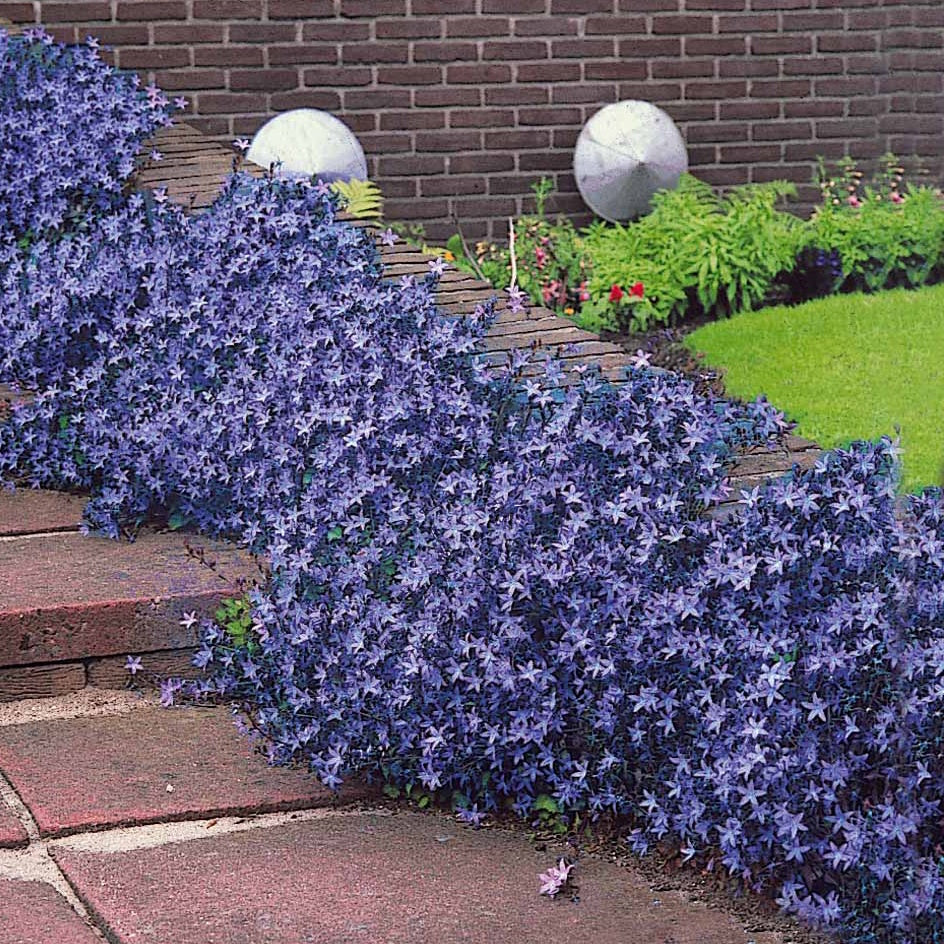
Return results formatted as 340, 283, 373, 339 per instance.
0, 26, 179, 245
5, 36, 944, 944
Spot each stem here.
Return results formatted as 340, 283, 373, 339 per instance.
509, 216, 518, 288
451, 213, 487, 283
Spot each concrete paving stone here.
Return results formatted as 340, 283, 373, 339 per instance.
0, 529, 259, 667
0, 879, 101, 944
0, 707, 372, 838
51, 810, 783, 944
0, 795, 28, 848
0, 488, 86, 536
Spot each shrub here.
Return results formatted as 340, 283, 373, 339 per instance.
580, 175, 804, 332
0, 27, 179, 244
806, 155, 944, 293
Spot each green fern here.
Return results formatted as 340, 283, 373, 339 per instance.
330, 178, 384, 222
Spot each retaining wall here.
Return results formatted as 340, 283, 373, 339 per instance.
3, 0, 943, 238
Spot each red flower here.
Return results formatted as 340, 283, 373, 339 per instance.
629, 281, 645, 298
608, 284, 624, 302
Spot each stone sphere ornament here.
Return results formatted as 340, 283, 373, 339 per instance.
246, 109, 368, 182
573, 100, 688, 222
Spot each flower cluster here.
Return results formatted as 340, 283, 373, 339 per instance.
5, 50, 944, 942
0, 27, 178, 244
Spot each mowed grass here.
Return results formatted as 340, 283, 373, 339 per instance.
685, 285, 944, 493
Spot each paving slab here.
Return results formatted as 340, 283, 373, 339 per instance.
0, 488, 86, 536
0, 795, 28, 848
0, 879, 101, 944
0, 707, 371, 837
51, 810, 782, 944
0, 529, 259, 667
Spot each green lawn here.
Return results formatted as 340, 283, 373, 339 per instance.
684, 285, 944, 493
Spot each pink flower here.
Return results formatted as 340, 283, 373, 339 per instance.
538, 859, 574, 898
890, 192, 904, 205
609, 284, 624, 303
848, 195, 862, 208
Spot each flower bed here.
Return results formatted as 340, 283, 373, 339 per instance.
5, 27, 944, 944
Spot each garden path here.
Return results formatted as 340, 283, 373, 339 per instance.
0, 118, 819, 944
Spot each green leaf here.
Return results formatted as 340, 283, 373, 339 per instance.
167, 511, 188, 531
326, 526, 343, 542
533, 794, 559, 814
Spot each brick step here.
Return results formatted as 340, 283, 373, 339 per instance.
0, 489, 257, 703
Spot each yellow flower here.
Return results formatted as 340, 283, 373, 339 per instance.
564, 307, 574, 315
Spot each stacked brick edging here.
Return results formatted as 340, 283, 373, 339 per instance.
2, 0, 941, 240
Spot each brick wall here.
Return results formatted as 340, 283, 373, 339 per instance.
3, 0, 942, 239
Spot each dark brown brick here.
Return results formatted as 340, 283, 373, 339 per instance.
652, 15, 712, 34
340, 0, 404, 13
0, 3, 35, 23
550, 0, 611, 10
447, 63, 512, 84
652, 58, 714, 78
194, 45, 264, 65
449, 108, 515, 127
159, 68, 226, 89
415, 130, 483, 151
513, 16, 576, 36
815, 117, 879, 138
270, 89, 342, 110
617, 36, 681, 56
153, 24, 225, 43
196, 91, 267, 113
344, 88, 409, 109
516, 61, 579, 82
421, 176, 488, 196
306, 65, 371, 86
377, 64, 442, 84
118, 46, 191, 68
750, 79, 812, 98
41, 2, 112, 21
414, 0, 476, 10
685, 80, 747, 100
552, 83, 617, 104
230, 68, 298, 90
415, 86, 480, 107
585, 15, 645, 33
343, 43, 408, 63
481, 39, 549, 60
717, 14, 778, 32
269, 0, 333, 15
485, 84, 548, 104
229, 23, 295, 42
378, 154, 447, 176
684, 36, 744, 56
720, 143, 781, 163
380, 110, 446, 130
551, 38, 614, 57
375, 17, 442, 38
485, 129, 551, 149
752, 120, 812, 141
585, 60, 646, 81
268, 43, 337, 64
518, 106, 581, 126
686, 121, 747, 144
720, 100, 778, 120
450, 151, 516, 173
117, 1, 187, 19
302, 21, 370, 41
817, 32, 877, 52
482, 0, 544, 10
79, 24, 151, 44
193, 0, 262, 17
413, 41, 478, 61
751, 35, 812, 55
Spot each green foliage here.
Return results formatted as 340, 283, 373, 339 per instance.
449, 178, 591, 318
214, 596, 256, 653
330, 178, 383, 222
581, 175, 803, 332
807, 154, 944, 293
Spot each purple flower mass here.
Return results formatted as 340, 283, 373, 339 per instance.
3, 26, 944, 944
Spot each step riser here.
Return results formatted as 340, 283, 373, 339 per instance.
0, 649, 199, 703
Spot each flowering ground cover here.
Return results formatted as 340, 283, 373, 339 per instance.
6, 24, 944, 944
685, 285, 944, 494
